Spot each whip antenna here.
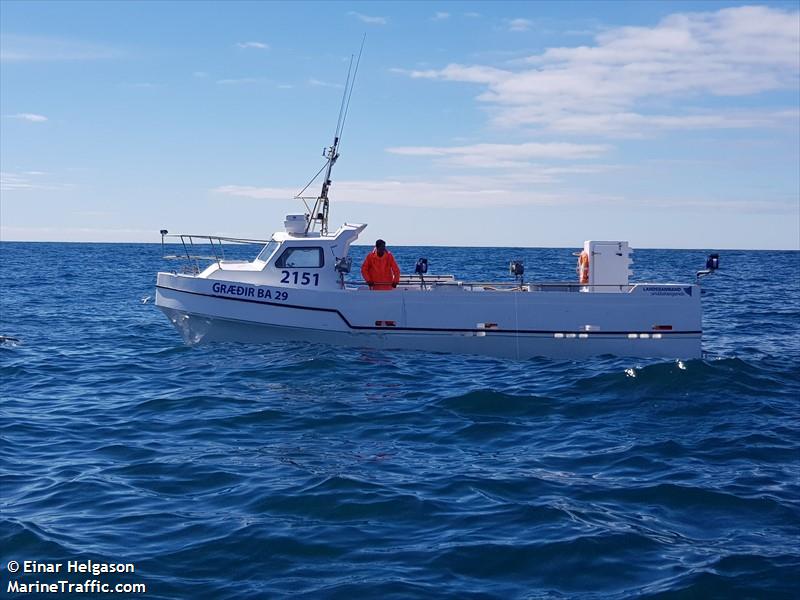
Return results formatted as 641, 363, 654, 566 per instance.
338, 34, 365, 151
299, 35, 365, 235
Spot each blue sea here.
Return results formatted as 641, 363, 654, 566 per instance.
1, 242, 799, 599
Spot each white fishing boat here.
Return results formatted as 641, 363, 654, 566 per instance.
154, 53, 707, 360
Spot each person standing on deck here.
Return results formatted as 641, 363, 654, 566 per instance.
361, 239, 401, 290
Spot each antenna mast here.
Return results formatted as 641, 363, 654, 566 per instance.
300, 36, 364, 235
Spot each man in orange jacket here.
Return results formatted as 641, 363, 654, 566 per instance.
361, 239, 401, 290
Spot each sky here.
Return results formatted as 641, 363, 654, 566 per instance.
1, 0, 799, 249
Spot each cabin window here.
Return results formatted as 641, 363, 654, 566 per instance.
256, 240, 280, 263
275, 247, 324, 268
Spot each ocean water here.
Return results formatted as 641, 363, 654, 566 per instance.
1, 241, 799, 599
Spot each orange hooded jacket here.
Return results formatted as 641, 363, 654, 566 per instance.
361, 249, 401, 290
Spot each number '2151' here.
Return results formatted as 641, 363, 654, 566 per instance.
280, 271, 320, 286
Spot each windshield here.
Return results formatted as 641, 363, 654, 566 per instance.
256, 240, 280, 263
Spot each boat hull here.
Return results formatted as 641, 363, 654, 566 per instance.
155, 273, 702, 359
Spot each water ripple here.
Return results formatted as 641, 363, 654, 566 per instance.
1, 243, 798, 597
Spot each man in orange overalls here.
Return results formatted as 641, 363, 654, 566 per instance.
361, 239, 401, 290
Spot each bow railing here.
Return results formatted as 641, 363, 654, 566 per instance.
160, 233, 271, 274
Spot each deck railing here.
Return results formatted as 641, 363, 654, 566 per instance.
160, 235, 659, 294
161, 233, 270, 274
347, 276, 637, 293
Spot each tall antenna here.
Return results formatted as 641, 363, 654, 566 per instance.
298, 35, 365, 235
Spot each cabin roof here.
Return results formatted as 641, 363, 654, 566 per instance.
271, 222, 366, 243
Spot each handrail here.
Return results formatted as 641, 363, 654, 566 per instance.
344, 278, 640, 292
163, 234, 273, 244
161, 233, 271, 274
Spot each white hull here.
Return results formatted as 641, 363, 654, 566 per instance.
156, 273, 702, 360
153, 95, 710, 361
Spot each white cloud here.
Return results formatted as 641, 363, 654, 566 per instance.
212, 156, 621, 209
213, 174, 794, 213
464, 12, 481, 19
386, 142, 612, 167
493, 108, 799, 136
118, 82, 159, 89
1, 172, 34, 190
432, 12, 450, 21
236, 41, 269, 49
409, 64, 509, 84
216, 77, 262, 85
0, 171, 69, 191
402, 5, 800, 135
8, 113, 48, 122
0, 34, 121, 62
348, 11, 388, 25
213, 179, 614, 208
193, 71, 209, 78
308, 78, 344, 88
72, 210, 114, 217
508, 18, 533, 32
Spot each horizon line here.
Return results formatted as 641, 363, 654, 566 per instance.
0, 239, 797, 252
